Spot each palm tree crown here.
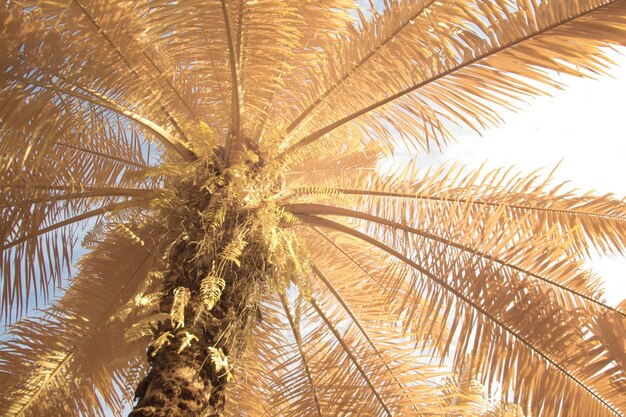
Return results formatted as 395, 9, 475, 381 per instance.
1, 0, 626, 416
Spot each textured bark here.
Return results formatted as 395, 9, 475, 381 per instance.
129, 342, 216, 417
128, 243, 258, 417
128, 171, 264, 416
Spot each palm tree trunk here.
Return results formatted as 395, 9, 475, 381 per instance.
129, 334, 219, 416
129, 229, 260, 416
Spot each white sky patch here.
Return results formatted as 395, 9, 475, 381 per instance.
383, 48, 626, 306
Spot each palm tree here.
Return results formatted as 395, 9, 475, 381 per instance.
1, 0, 626, 416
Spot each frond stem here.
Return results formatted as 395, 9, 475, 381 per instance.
13, 77, 193, 161
53, 142, 151, 169
318, 188, 626, 221
236, 0, 246, 65
1, 188, 154, 208
310, 298, 393, 417
290, 203, 626, 318
279, 295, 323, 417
311, 262, 421, 414
221, 0, 243, 166
285, 0, 437, 135
278, 0, 618, 163
299, 214, 623, 417
1, 199, 144, 252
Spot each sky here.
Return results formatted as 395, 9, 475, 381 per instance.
398, 47, 626, 306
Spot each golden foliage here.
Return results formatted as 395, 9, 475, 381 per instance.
1, 0, 626, 416
125, 313, 172, 343
177, 332, 199, 355
170, 287, 191, 330
219, 224, 249, 269
208, 347, 233, 383
148, 332, 174, 358
116, 223, 145, 247
0, 230, 156, 416
200, 273, 226, 312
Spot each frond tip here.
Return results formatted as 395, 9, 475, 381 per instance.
208, 347, 233, 382
170, 287, 191, 330
200, 274, 226, 311
149, 332, 174, 358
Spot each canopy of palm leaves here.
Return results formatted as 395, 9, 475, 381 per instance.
1, 0, 626, 416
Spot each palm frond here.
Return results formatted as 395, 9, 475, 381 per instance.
221, 0, 243, 164
0, 11, 167, 316
0, 230, 159, 417
0, 191, 153, 319
295, 214, 626, 417
277, 0, 626, 162
226, 291, 458, 416
288, 162, 626, 259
